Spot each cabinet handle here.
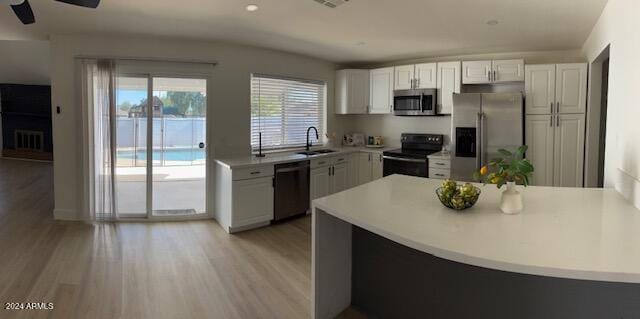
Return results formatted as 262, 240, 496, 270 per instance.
328, 166, 332, 176
416, 78, 420, 88
550, 115, 553, 127
550, 102, 553, 114
435, 163, 445, 166
435, 174, 445, 177
487, 70, 491, 81
493, 70, 497, 82
250, 171, 261, 175
332, 166, 335, 175
556, 101, 560, 113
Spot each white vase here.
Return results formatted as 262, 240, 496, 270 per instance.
500, 182, 523, 214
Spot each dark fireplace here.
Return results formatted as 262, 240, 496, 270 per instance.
0, 84, 53, 160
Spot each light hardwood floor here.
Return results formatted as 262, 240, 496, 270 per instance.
0, 158, 326, 319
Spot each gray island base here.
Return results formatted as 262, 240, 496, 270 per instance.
312, 175, 640, 319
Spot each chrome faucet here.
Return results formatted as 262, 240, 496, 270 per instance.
306, 126, 319, 151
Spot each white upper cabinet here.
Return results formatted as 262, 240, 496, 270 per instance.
369, 67, 394, 114
553, 114, 585, 187
436, 61, 461, 115
462, 59, 524, 84
414, 63, 437, 89
525, 64, 556, 115
555, 63, 587, 114
492, 59, 525, 83
335, 69, 370, 114
394, 65, 415, 90
462, 60, 492, 84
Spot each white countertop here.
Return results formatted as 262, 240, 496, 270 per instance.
215, 146, 395, 169
427, 151, 451, 159
312, 174, 640, 283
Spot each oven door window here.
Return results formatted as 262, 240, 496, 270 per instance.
393, 96, 421, 112
383, 158, 428, 178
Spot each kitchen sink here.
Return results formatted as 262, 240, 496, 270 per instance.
296, 149, 337, 156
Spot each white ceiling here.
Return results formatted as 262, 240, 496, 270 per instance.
0, 0, 608, 63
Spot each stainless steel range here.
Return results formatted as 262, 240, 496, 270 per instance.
382, 133, 444, 178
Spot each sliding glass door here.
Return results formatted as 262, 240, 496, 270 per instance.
114, 74, 207, 219
151, 77, 207, 216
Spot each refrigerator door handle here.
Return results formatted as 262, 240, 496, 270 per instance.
480, 112, 487, 166
476, 112, 482, 170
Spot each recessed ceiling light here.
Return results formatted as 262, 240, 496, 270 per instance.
486, 20, 499, 26
246, 4, 259, 12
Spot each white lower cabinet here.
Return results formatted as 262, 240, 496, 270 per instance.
214, 163, 274, 233
427, 153, 451, 180
357, 152, 373, 185
310, 166, 331, 201
371, 153, 383, 180
232, 177, 274, 227
354, 151, 383, 185
332, 162, 350, 193
310, 158, 352, 204
525, 113, 584, 187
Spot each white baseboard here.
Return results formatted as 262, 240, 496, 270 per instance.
53, 209, 80, 221
614, 168, 640, 211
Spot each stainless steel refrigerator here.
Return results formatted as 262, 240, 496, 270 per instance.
451, 93, 523, 182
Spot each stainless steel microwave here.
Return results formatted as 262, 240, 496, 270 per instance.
393, 89, 437, 116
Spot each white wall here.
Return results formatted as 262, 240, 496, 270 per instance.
50, 34, 344, 220
0, 40, 50, 85
582, 0, 640, 208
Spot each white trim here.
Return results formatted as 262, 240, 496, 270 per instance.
53, 209, 78, 220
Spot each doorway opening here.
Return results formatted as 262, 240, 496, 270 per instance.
585, 45, 610, 188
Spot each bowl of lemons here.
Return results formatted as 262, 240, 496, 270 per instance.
436, 179, 481, 211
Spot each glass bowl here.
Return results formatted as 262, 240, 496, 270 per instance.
436, 186, 481, 211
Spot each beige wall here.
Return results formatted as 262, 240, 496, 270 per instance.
582, 0, 640, 208
50, 34, 344, 219
0, 40, 50, 85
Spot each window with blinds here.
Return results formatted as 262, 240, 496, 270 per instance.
251, 74, 326, 151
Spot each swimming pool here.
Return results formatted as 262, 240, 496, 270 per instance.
117, 149, 205, 162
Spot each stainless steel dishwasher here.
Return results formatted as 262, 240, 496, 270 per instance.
273, 161, 310, 221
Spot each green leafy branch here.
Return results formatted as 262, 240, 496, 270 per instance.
473, 145, 534, 189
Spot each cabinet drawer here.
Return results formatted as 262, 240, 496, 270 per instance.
429, 168, 450, 180
232, 165, 274, 181
332, 155, 349, 165
311, 157, 333, 169
429, 159, 451, 169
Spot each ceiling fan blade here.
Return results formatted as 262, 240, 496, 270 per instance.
10, 0, 35, 25
54, 0, 100, 8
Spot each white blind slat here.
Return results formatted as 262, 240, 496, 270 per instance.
251, 74, 325, 151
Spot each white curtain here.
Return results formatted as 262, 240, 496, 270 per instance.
81, 59, 117, 221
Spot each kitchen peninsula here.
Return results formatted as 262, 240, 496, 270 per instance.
312, 175, 640, 319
